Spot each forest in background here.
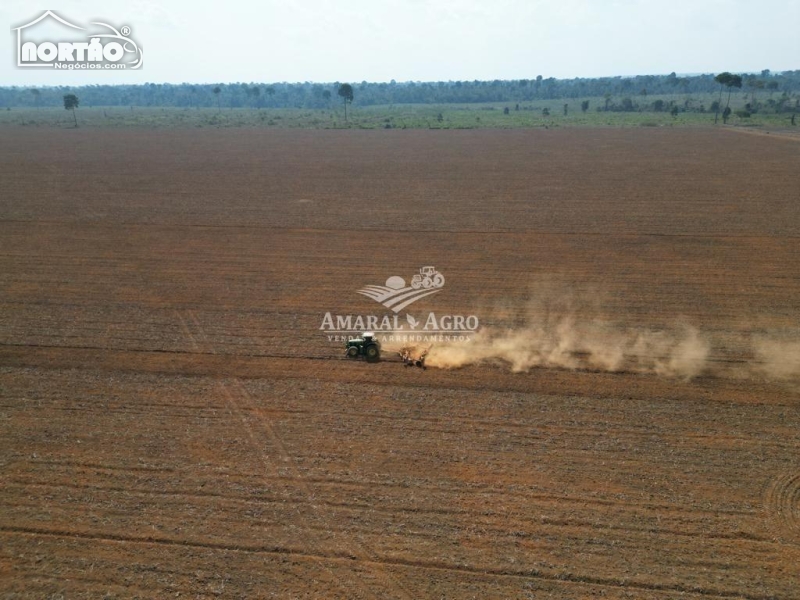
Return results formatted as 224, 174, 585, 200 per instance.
2, 70, 799, 115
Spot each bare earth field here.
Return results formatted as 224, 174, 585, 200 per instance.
1, 127, 799, 599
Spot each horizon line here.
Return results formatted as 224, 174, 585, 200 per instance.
2, 68, 798, 89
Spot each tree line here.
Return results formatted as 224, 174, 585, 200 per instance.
3, 70, 798, 112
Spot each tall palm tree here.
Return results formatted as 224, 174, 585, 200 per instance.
63, 93, 79, 127
338, 83, 354, 123
714, 72, 732, 124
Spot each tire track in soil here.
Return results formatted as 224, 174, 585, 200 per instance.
181, 308, 370, 598
4, 477, 771, 545
764, 472, 800, 543
223, 379, 416, 600
11, 462, 754, 516
31, 459, 175, 473
0, 525, 777, 600
182, 310, 415, 600
175, 310, 200, 353
6, 479, 772, 548
217, 380, 376, 599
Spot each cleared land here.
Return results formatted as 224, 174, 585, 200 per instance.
1, 127, 799, 598
2, 101, 797, 130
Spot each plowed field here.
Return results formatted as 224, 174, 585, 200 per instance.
1, 127, 799, 599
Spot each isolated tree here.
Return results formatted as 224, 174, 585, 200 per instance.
563, 103, 568, 116
541, 107, 550, 117
212, 86, 221, 112
723, 74, 743, 115
581, 100, 589, 113
63, 93, 79, 127
714, 72, 733, 124
503, 106, 510, 115
338, 83, 354, 122
30, 88, 40, 109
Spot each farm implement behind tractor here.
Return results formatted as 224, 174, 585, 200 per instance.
399, 346, 430, 369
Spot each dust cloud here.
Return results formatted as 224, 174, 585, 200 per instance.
424, 319, 710, 380
408, 282, 710, 379
752, 338, 800, 381
393, 282, 799, 383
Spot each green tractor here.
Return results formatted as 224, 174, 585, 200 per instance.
345, 332, 381, 363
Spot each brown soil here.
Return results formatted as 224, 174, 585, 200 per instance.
1, 127, 799, 599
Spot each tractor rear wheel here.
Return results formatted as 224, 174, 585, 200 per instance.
346, 346, 359, 359
365, 344, 380, 362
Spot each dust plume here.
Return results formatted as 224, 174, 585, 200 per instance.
424, 320, 710, 380
753, 338, 800, 381
384, 281, 800, 384
414, 281, 711, 379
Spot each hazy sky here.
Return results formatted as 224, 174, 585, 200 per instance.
2, 0, 798, 86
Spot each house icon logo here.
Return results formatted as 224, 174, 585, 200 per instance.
13, 10, 143, 70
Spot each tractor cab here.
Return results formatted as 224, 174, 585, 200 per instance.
420, 266, 437, 277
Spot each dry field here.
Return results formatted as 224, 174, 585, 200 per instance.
1, 127, 799, 599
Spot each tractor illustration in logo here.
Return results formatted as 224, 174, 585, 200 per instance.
358, 265, 445, 313
410, 266, 445, 290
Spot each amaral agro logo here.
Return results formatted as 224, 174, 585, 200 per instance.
358, 265, 445, 313
13, 11, 142, 70
321, 266, 480, 343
